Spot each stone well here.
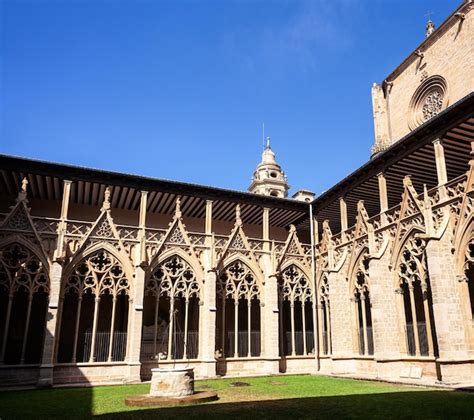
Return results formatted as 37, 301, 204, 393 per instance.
149, 367, 194, 398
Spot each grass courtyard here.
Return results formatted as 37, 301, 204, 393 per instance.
1, 375, 473, 419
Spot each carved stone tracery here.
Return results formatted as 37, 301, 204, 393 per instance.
217, 260, 260, 302
65, 249, 130, 297
146, 256, 200, 300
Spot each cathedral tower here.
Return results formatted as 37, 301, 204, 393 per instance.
248, 137, 289, 198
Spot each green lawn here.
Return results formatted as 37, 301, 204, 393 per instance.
1, 375, 473, 419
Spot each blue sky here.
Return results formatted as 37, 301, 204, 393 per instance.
0, 0, 458, 196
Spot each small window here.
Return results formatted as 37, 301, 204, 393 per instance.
270, 191, 279, 197
270, 172, 278, 178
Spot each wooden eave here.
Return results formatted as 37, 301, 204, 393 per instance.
0, 154, 309, 230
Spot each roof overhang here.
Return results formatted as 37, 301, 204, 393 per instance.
0, 154, 309, 230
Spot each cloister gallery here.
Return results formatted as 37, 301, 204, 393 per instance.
0, 0, 473, 387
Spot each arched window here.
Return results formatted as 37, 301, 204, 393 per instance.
352, 257, 374, 356
57, 249, 130, 363
0, 243, 49, 365
142, 256, 200, 361
216, 261, 261, 358
278, 265, 314, 356
319, 274, 332, 355
398, 237, 437, 357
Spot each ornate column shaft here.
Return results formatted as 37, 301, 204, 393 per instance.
433, 139, 448, 198
197, 200, 217, 377
37, 180, 72, 387
262, 207, 279, 373
125, 191, 148, 382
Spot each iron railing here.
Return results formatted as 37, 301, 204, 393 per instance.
82, 331, 127, 362
224, 331, 261, 357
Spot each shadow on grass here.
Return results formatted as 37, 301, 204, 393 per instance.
2, 386, 474, 419
95, 391, 474, 420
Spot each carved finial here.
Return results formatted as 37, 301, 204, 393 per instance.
17, 177, 28, 202
289, 224, 296, 233
322, 220, 332, 237
175, 197, 182, 218
403, 175, 412, 188
425, 18, 435, 37
101, 187, 111, 211
235, 204, 242, 225
21, 178, 28, 192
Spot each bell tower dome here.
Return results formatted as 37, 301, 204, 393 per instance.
248, 137, 289, 198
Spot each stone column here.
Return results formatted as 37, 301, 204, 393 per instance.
37, 261, 63, 387
433, 139, 448, 198
261, 207, 279, 374
425, 233, 470, 361
339, 197, 348, 237
37, 180, 71, 387
378, 172, 388, 224
198, 268, 217, 377
198, 200, 217, 377
125, 266, 146, 382
125, 191, 148, 382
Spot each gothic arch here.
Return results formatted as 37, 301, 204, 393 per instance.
391, 226, 425, 285
393, 230, 437, 358
278, 263, 315, 356
220, 254, 264, 288
0, 240, 50, 365
216, 257, 262, 358
142, 253, 202, 361
57, 246, 132, 364
348, 247, 374, 356
347, 246, 369, 290
0, 235, 50, 274
64, 241, 134, 285
148, 247, 204, 283
280, 259, 312, 285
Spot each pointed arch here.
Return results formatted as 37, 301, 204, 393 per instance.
278, 263, 315, 356
216, 257, 262, 358
393, 229, 437, 358
347, 246, 369, 289
64, 241, 134, 284
57, 245, 132, 364
390, 225, 425, 278
347, 246, 374, 356
220, 253, 264, 289
141, 251, 202, 361
0, 235, 50, 275
148, 246, 204, 283
0, 240, 50, 365
280, 259, 312, 284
